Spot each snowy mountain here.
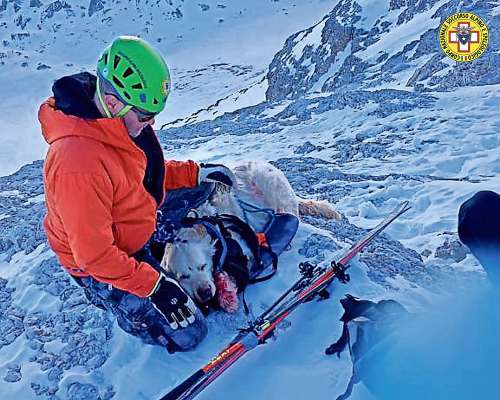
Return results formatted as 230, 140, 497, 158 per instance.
266, 0, 499, 100
0, 0, 332, 176
0, 0, 499, 399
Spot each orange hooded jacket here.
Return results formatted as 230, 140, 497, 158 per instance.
39, 97, 199, 298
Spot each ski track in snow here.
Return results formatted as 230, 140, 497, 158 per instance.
0, 0, 499, 399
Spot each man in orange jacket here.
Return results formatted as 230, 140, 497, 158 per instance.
39, 36, 235, 352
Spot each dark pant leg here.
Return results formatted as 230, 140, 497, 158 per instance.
458, 191, 500, 282
73, 275, 207, 353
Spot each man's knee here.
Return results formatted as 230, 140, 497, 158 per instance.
77, 277, 208, 352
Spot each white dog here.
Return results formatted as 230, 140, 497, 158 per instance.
160, 161, 340, 311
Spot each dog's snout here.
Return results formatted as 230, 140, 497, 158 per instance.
196, 285, 213, 303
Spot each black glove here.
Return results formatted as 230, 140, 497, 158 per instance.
150, 274, 197, 330
198, 163, 236, 187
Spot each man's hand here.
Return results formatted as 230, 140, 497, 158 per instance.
150, 274, 197, 330
198, 163, 236, 188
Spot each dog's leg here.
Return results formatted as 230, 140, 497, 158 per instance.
298, 198, 341, 220
234, 161, 299, 215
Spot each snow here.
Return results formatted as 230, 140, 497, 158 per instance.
24, 194, 45, 205
358, 3, 443, 62
0, 190, 22, 197
164, 75, 270, 128
259, 101, 292, 118
291, 17, 328, 59
356, 0, 389, 29
0, 0, 499, 399
0, 0, 334, 177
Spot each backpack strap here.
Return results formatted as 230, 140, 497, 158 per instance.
181, 215, 228, 275
219, 214, 280, 284
214, 214, 280, 315
217, 214, 264, 271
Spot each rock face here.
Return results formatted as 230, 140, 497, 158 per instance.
0, 0, 188, 65
0, 0, 186, 24
0, 161, 46, 260
88, 0, 105, 17
266, 0, 499, 101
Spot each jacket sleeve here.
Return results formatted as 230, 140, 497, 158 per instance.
53, 172, 159, 297
164, 160, 199, 191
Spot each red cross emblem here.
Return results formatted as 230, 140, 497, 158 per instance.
449, 22, 480, 53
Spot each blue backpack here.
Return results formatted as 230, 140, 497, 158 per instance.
151, 183, 299, 292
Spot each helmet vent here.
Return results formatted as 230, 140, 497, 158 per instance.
113, 55, 121, 69
153, 98, 158, 105
103, 52, 108, 65
131, 83, 143, 90
112, 76, 124, 89
123, 67, 134, 78
123, 91, 131, 100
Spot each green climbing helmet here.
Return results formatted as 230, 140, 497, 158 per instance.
97, 36, 171, 114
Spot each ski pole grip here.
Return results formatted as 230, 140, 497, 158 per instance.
159, 369, 205, 400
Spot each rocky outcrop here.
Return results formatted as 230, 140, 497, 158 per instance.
88, 0, 105, 17
266, 0, 499, 101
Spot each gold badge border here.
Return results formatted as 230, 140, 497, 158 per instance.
438, 12, 489, 63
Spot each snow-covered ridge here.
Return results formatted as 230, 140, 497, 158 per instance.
1, 0, 187, 66
265, 0, 499, 101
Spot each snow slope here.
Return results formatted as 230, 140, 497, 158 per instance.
0, 0, 499, 399
0, 0, 334, 176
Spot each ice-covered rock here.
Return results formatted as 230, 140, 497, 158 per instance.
3, 364, 22, 383
0, 161, 46, 260
435, 235, 468, 263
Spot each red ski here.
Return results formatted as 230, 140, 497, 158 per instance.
160, 201, 411, 400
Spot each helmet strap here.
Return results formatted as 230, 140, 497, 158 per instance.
96, 77, 113, 118
96, 77, 132, 119
116, 104, 132, 118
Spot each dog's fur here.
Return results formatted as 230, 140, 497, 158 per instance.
160, 161, 340, 305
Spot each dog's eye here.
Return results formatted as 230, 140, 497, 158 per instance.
179, 274, 190, 280
200, 264, 206, 271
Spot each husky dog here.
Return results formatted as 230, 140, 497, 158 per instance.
160, 161, 340, 311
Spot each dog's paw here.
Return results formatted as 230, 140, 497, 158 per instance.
215, 271, 239, 313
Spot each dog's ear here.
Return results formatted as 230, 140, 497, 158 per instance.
161, 242, 175, 270
193, 224, 208, 238
178, 225, 208, 241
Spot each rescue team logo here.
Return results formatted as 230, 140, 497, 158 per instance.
439, 12, 489, 62
161, 79, 171, 97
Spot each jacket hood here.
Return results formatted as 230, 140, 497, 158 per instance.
38, 72, 136, 151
